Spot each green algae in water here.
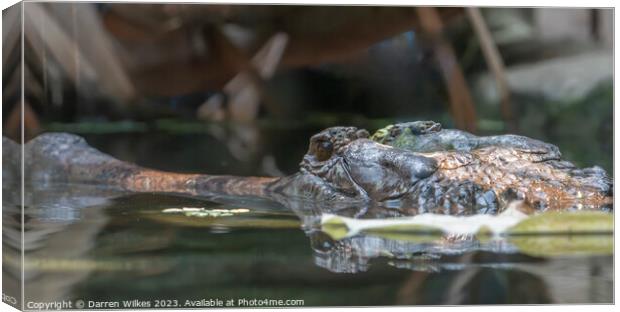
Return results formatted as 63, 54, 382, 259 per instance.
321, 216, 351, 240
153, 205, 300, 229
3, 253, 169, 272
506, 211, 613, 257
148, 213, 301, 229
508, 235, 612, 257
507, 211, 613, 234
162, 207, 251, 218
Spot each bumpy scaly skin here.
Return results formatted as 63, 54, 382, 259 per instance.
10, 121, 612, 217
371, 121, 561, 160
369, 121, 612, 213
403, 148, 612, 214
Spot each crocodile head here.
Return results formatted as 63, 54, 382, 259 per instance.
290, 124, 612, 214
299, 126, 437, 201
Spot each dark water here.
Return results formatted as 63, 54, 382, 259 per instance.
3, 122, 613, 307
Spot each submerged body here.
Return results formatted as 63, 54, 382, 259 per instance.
7, 121, 612, 216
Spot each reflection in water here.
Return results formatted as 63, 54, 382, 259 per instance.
2, 183, 612, 306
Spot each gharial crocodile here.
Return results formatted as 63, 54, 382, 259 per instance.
4, 121, 613, 216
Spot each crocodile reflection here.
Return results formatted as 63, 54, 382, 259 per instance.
2, 184, 118, 303
279, 196, 612, 277
281, 198, 518, 274
3, 183, 612, 304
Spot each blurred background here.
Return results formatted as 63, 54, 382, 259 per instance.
3, 3, 613, 175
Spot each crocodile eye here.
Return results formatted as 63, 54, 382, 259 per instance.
315, 141, 333, 161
